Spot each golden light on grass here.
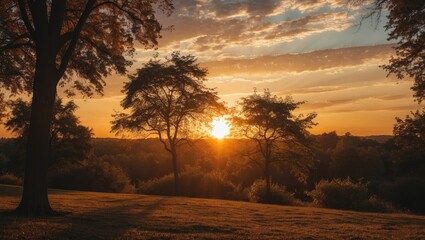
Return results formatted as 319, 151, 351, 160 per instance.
211, 117, 231, 139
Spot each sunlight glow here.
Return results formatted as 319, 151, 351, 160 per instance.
211, 117, 231, 139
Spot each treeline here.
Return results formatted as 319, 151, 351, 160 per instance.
1, 131, 424, 213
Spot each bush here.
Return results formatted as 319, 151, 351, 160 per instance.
0, 173, 23, 186
139, 167, 244, 200
378, 176, 425, 213
49, 159, 135, 193
366, 195, 397, 213
247, 179, 298, 205
307, 178, 397, 212
307, 178, 369, 210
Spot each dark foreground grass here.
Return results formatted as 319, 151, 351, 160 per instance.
1, 184, 425, 240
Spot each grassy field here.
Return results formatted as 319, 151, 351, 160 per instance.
1, 185, 425, 240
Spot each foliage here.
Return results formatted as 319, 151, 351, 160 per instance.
234, 90, 316, 168
112, 52, 224, 140
138, 167, 243, 200
0, 173, 23, 186
307, 178, 370, 211
366, 195, 397, 213
394, 108, 425, 148
308, 177, 396, 212
357, 0, 425, 102
247, 179, 298, 205
0, 1, 173, 96
4, 99, 93, 168
49, 159, 135, 193
234, 90, 316, 144
329, 134, 386, 180
112, 52, 225, 194
378, 176, 425, 213
0, 134, 422, 212
233, 90, 316, 199
391, 108, 425, 176
315, 131, 339, 150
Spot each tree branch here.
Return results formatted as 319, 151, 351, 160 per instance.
57, 0, 96, 79
17, 0, 35, 39
0, 34, 32, 52
157, 130, 171, 153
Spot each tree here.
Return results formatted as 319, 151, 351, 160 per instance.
112, 52, 225, 195
5, 99, 93, 172
394, 108, 425, 148
356, 0, 425, 102
0, 0, 173, 215
329, 135, 385, 180
233, 90, 316, 201
392, 108, 425, 176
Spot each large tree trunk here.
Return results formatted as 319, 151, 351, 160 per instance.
171, 149, 180, 195
15, 62, 58, 216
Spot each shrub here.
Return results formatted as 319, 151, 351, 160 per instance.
366, 195, 397, 213
378, 176, 425, 213
139, 174, 174, 195
307, 178, 398, 212
138, 167, 244, 200
307, 178, 369, 210
247, 179, 298, 205
49, 159, 135, 193
0, 173, 23, 186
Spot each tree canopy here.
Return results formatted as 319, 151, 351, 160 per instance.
358, 0, 425, 102
392, 108, 425, 176
0, 0, 173, 96
233, 90, 316, 200
5, 98, 93, 167
112, 52, 225, 194
394, 108, 425, 148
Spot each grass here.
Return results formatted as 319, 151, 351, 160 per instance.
1, 185, 425, 239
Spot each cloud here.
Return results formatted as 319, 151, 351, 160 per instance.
152, 0, 371, 56
202, 44, 395, 76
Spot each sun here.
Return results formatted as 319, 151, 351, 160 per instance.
211, 117, 231, 139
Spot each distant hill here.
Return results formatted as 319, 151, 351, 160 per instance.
361, 135, 392, 143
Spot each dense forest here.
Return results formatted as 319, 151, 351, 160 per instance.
1, 129, 424, 213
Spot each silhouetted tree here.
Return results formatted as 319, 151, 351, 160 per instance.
356, 0, 425, 102
112, 52, 225, 195
233, 90, 316, 201
329, 135, 385, 180
394, 109, 425, 148
316, 131, 339, 150
5, 99, 92, 173
392, 108, 425, 176
0, 1, 173, 215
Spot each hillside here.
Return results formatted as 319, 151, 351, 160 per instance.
1, 185, 425, 240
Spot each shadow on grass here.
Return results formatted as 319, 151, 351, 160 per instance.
50, 197, 170, 240
0, 184, 171, 239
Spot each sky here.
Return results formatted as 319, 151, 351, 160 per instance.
0, 0, 422, 138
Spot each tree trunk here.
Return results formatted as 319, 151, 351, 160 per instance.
171, 149, 180, 195
15, 63, 58, 216
265, 161, 271, 202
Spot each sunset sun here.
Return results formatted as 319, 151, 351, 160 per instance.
211, 117, 231, 139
